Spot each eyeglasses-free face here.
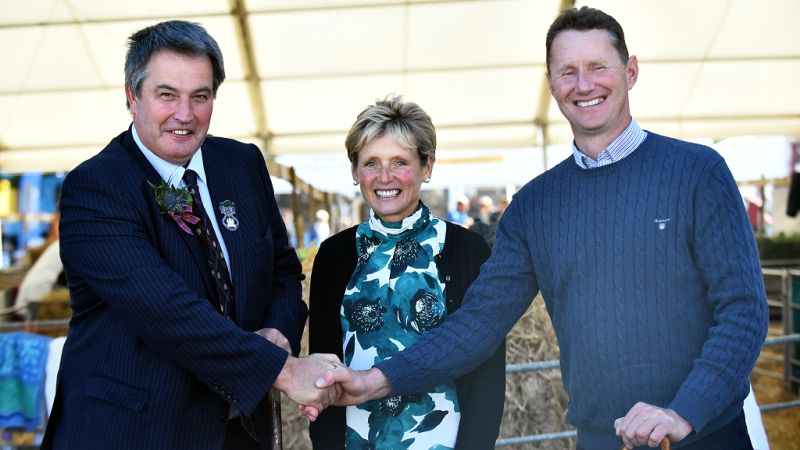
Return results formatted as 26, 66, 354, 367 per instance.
352, 135, 433, 223
548, 29, 638, 154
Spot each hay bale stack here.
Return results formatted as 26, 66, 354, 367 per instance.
500, 297, 572, 449
280, 375, 312, 449
279, 254, 314, 449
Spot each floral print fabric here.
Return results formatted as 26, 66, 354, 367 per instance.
342, 204, 460, 449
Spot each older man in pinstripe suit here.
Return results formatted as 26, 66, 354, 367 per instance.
42, 20, 340, 450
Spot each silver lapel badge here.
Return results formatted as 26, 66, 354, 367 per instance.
219, 200, 239, 231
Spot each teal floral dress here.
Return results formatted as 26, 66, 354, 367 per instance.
341, 204, 460, 449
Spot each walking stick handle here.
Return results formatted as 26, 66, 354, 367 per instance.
268, 387, 283, 450
622, 437, 670, 450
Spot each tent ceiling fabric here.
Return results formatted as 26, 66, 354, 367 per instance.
1, 0, 799, 174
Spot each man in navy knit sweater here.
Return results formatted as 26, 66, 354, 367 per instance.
312, 7, 768, 449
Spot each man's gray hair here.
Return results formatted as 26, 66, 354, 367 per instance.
124, 20, 225, 109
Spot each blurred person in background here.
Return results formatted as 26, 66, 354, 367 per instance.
307, 95, 505, 449
447, 196, 472, 227
468, 195, 497, 249
280, 207, 298, 248
13, 211, 66, 319
492, 197, 508, 223
305, 209, 331, 247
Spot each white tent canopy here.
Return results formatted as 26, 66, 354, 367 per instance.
1, 0, 799, 177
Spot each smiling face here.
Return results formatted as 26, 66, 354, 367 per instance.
548, 29, 638, 156
126, 50, 214, 165
352, 134, 433, 223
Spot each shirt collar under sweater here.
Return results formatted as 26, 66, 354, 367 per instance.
571, 118, 647, 169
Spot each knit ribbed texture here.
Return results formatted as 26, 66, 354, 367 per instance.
377, 133, 768, 449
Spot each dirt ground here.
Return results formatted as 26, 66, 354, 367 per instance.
750, 324, 800, 450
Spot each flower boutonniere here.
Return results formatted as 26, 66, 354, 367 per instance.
148, 180, 201, 234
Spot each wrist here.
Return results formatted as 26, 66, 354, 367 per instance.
365, 367, 392, 400
666, 408, 693, 439
274, 355, 296, 392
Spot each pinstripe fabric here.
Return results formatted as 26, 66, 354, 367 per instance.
377, 133, 768, 449
183, 169, 235, 319
43, 128, 306, 450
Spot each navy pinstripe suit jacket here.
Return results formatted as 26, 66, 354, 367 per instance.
43, 127, 307, 449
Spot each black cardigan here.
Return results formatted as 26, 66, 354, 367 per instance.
308, 221, 506, 450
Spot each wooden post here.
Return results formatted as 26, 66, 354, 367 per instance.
289, 167, 303, 249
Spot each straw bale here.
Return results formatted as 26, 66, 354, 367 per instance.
281, 387, 312, 449
281, 260, 314, 450
499, 297, 572, 449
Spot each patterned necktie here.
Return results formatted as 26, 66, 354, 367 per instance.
182, 169, 236, 321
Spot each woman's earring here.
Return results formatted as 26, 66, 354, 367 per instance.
353, 180, 359, 186
423, 178, 430, 183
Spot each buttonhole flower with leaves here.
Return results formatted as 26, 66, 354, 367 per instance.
148, 179, 201, 234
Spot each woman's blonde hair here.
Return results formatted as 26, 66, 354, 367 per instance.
345, 95, 436, 166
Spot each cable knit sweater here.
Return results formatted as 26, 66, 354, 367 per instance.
377, 132, 768, 449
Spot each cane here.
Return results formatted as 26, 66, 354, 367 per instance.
268, 387, 283, 450
622, 437, 670, 450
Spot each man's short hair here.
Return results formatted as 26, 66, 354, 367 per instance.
124, 20, 225, 108
545, 6, 629, 74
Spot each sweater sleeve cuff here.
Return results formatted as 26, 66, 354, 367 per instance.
375, 357, 413, 396
668, 385, 717, 434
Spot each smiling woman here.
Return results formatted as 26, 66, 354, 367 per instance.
307, 95, 506, 450
351, 134, 432, 223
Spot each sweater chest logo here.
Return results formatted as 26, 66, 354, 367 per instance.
654, 218, 670, 230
